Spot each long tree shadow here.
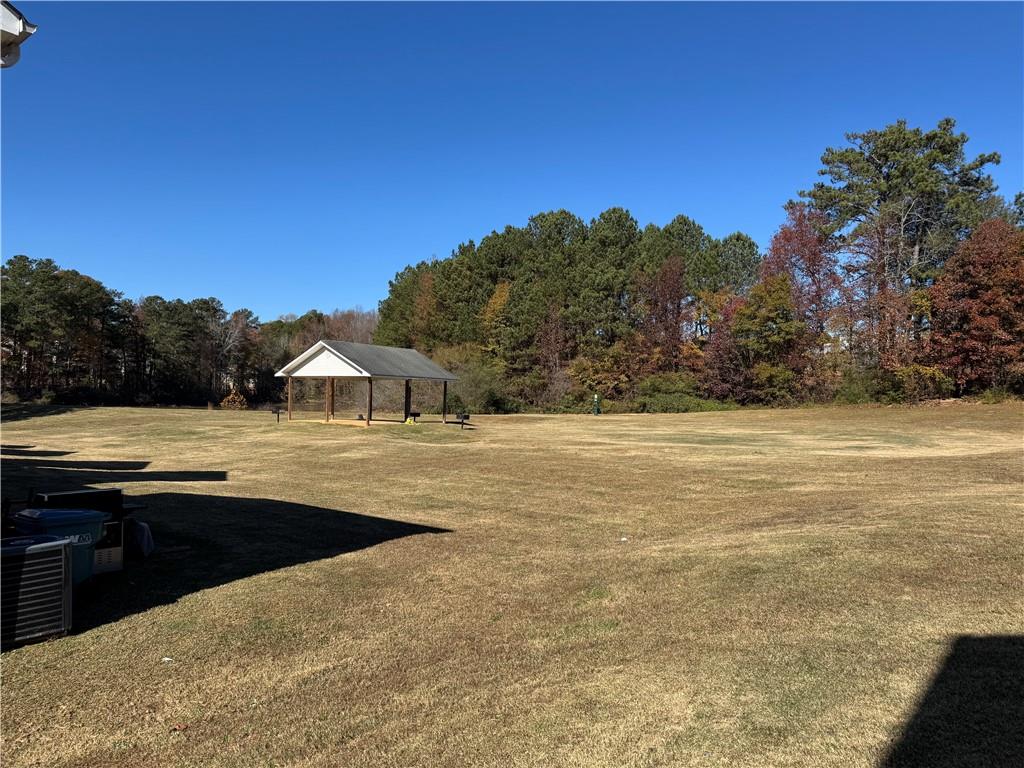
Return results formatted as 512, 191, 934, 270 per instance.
880, 635, 1024, 767
2, 455, 227, 490
1, 404, 88, 423
1, 445, 76, 457
74, 492, 449, 632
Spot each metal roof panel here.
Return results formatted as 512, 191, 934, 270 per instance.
319, 341, 457, 381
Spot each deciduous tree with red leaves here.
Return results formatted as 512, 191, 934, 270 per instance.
930, 219, 1024, 393
635, 253, 692, 373
699, 295, 748, 402
761, 202, 841, 339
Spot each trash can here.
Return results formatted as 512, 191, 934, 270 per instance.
30, 488, 133, 574
1, 535, 73, 647
12, 508, 110, 585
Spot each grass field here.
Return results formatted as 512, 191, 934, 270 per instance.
1, 403, 1022, 767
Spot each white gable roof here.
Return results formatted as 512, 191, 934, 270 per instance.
280, 345, 367, 378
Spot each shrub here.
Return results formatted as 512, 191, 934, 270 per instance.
832, 367, 908, 404
599, 398, 637, 414
634, 372, 733, 412
431, 344, 515, 413
635, 393, 734, 413
220, 390, 249, 410
977, 387, 1015, 404
751, 363, 797, 405
568, 342, 634, 401
553, 389, 595, 414
637, 372, 698, 397
894, 365, 954, 403
833, 369, 876, 405
51, 386, 123, 406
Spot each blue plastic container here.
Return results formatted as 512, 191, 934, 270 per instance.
12, 508, 110, 585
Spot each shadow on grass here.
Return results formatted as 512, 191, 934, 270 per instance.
1, 447, 449, 633
2, 453, 227, 492
1, 445, 76, 457
880, 635, 1024, 767
0, 404, 89, 423
75, 492, 449, 632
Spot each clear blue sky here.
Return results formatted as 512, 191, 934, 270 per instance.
3, 2, 1021, 321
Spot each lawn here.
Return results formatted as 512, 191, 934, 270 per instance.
1, 403, 1022, 767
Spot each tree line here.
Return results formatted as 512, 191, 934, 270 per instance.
2, 118, 1022, 412
0, 259, 376, 406
375, 118, 1024, 412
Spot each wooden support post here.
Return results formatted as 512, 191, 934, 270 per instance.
287, 376, 293, 421
442, 381, 448, 424
366, 379, 373, 426
327, 377, 334, 421
330, 378, 336, 420
403, 379, 412, 421
325, 378, 330, 422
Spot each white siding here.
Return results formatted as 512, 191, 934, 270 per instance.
287, 347, 366, 378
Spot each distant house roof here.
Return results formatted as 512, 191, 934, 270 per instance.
275, 340, 457, 381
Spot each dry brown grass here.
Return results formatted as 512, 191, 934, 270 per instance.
1, 402, 1022, 767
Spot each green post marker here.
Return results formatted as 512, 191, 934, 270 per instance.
592, 393, 601, 416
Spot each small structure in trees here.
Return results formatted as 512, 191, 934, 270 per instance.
275, 341, 457, 425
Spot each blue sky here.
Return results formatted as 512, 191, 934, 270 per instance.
3, 2, 1021, 321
